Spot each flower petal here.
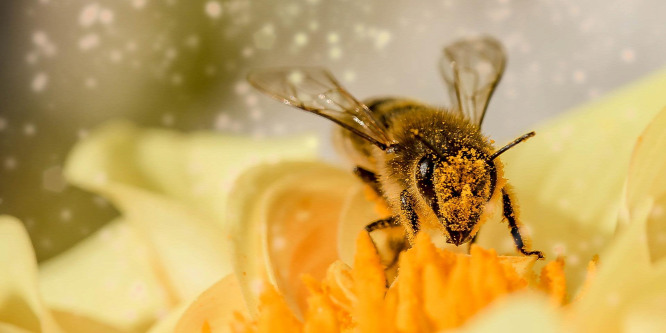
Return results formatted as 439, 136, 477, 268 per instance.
227, 161, 359, 317
174, 274, 247, 333
485, 68, 666, 291
460, 293, 562, 333
63, 121, 320, 302
0, 216, 63, 333
624, 107, 666, 262
39, 220, 173, 332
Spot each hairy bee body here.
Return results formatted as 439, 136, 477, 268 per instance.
335, 98, 504, 243
248, 36, 543, 259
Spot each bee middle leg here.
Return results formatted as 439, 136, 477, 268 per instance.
502, 188, 544, 259
353, 166, 382, 194
365, 216, 407, 284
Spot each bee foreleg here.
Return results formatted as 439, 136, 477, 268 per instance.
365, 217, 401, 232
400, 190, 420, 234
353, 167, 382, 195
501, 188, 544, 259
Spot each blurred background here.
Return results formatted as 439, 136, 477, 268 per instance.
1, 0, 666, 262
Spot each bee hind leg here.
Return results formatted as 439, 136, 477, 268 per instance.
501, 188, 544, 259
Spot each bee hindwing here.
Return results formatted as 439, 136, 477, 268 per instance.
439, 36, 507, 127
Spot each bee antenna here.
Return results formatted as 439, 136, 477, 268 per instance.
412, 131, 447, 160
489, 131, 536, 161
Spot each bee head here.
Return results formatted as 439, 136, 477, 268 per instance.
415, 148, 493, 246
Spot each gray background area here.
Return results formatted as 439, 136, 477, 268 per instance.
1, 0, 665, 261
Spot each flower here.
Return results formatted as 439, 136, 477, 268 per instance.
2, 68, 666, 332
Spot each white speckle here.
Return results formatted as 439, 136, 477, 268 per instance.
568, 254, 580, 266
273, 236, 287, 250
552, 243, 566, 255
79, 4, 100, 27
294, 32, 308, 46
242, 47, 254, 58
287, 70, 304, 85
245, 95, 258, 107
79, 33, 100, 51
651, 205, 664, 218
32, 73, 48, 92
77, 128, 89, 139
606, 292, 620, 307
250, 279, 265, 296
0, 118, 7, 132
215, 113, 231, 130
185, 35, 200, 48
5, 157, 17, 170
99, 9, 114, 24
205, 65, 217, 76
43, 166, 67, 192
234, 81, 250, 95
253, 24, 276, 50
308, 21, 319, 31
295, 209, 311, 222
60, 209, 72, 221
162, 113, 174, 126
375, 30, 392, 49
109, 50, 123, 63
133, 0, 147, 9
306, 0, 320, 4
24, 124, 36, 136
327, 32, 339, 44
572, 70, 586, 84
329, 46, 342, 60
39, 237, 53, 250
249, 108, 262, 121
32, 31, 57, 57
85, 77, 98, 89
205, 1, 222, 18
343, 70, 356, 83
171, 74, 183, 85
621, 48, 635, 63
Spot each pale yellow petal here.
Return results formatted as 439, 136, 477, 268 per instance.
63, 120, 320, 303
175, 274, 248, 333
227, 161, 359, 317
337, 185, 382, 266
623, 107, 666, 262
458, 292, 562, 333
482, 68, 666, 291
0, 216, 63, 333
39, 220, 172, 332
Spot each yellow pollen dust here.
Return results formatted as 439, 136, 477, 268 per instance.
433, 149, 490, 232
231, 232, 577, 332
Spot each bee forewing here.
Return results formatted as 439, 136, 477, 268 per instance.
439, 36, 507, 127
248, 67, 394, 149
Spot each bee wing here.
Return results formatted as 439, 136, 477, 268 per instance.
248, 67, 394, 149
439, 36, 507, 127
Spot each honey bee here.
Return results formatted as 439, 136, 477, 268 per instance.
248, 36, 543, 265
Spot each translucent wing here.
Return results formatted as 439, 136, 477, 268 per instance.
439, 36, 507, 127
248, 67, 394, 149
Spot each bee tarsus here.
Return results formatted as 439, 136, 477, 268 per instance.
502, 188, 545, 259
365, 217, 401, 233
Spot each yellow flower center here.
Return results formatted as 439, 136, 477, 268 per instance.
230, 231, 581, 332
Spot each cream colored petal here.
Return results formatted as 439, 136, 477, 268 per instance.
565, 195, 666, 332
458, 292, 562, 333
145, 303, 189, 333
0, 216, 63, 333
39, 220, 173, 332
623, 107, 666, 262
63, 120, 320, 302
483, 68, 666, 291
174, 274, 247, 333
227, 161, 360, 317
337, 184, 381, 266
64, 120, 319, 227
